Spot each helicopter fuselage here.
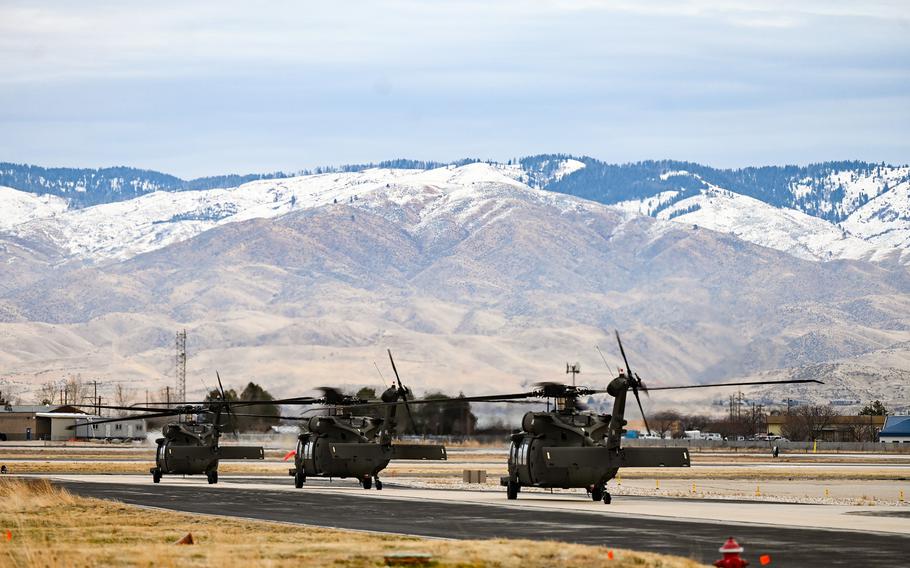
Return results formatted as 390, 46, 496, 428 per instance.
289, 413, 447, 489
294, 415, 389, 477
501, 403, 690, 502
506, 409, 617, 489
151, 420, 264, 484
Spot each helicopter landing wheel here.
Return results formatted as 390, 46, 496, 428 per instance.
294, 470, 305, 489
591, 485, 604, 502
152, 468, 161, 484
362, 476, 372, 490
506, 480, 519, 500
207, 470, 218, 485
375, 478, 383, 490
603, 492, 612, 505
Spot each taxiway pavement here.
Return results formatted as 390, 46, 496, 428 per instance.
48, 475, 910, 567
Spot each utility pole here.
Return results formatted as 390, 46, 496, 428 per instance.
166, 386, 171, 409
92, 380, 99, 416
176, 329, 187, 404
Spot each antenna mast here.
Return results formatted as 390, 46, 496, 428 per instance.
566, 362, 581, 387
176, 329, 187, 403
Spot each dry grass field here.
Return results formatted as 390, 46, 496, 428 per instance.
0, 478, 706, 568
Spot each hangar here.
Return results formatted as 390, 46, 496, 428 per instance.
0, 404, 146, 441
0, 404, 89, 441
879, 415, 910, 444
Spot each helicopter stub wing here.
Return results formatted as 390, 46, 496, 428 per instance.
166, 446, 217, 460
329, 442, 390, 461
218, 446, 265, 460
543, 446, 690, 469
391, 444, 447, 461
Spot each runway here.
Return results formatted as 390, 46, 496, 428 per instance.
55, 477, 910, 567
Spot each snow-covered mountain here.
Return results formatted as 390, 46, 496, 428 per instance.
841, 175, 910, 249
613, 171, 910, 264
4, 163, 597, 263
0, 186, 68, 232
3, 158, 909, 267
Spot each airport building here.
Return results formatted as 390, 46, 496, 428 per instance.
879, 416, 910, 444
0, 404, 90, 441
73, 415, 147, 440
0, 404, 146, 441
766, 414, 886, 442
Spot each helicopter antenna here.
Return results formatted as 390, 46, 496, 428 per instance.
595, 345, 618, 378
373, 361, 389, 391
200, 374, 213, 400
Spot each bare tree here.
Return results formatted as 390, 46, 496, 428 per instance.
64, 375, 90, 407
36, 381, 60, 405
651, 410, 681, 438
782, 405, 839, 441
113, 384, 134, 417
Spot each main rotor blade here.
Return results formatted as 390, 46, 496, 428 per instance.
213, 371, 240, 436
65, 410, 182, 429
216, 371, 227, 400
253, 397, 321, 406
615, 330, 633, 378
387, 349, 417, 434
324, 393, 545, 411
387, 349, 404, 391
645, 379, 824, 391
630, 383, 651, 435
226, 413, 308, 420
68, 403, 192, 413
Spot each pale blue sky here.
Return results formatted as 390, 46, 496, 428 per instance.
1, 1, 908, 177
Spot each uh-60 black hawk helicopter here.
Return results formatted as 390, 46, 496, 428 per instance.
283, 350, 447, 490
415, 331, 822, 504
70, 373, 320, 484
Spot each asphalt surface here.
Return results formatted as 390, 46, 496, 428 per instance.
56, 480, 910, 567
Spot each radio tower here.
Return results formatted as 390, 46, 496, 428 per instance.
175, 329, 187, 403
